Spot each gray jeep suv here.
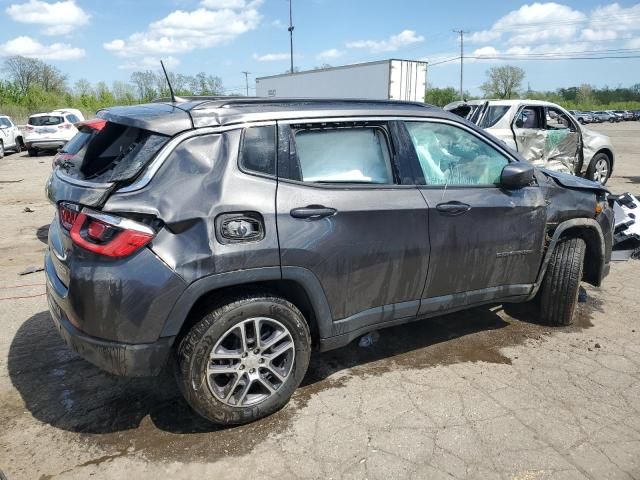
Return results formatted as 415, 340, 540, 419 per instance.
45, 98, 614, 425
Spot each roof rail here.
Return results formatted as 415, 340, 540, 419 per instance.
151, 95, 252, 103
194, 97, 430, 110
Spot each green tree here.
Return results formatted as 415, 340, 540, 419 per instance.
480, 65, 525, 99
424, 86, 459, 107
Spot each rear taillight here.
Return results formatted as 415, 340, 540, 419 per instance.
59, 202, 80, 231
59, 204, 155, 258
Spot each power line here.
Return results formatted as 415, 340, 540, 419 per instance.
429, 56, 461, 66
466, 54, 640, 61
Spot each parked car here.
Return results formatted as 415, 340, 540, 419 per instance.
24, 109, 85, 156
613, 110, 635, 121
51, 118, 106, 168
568, 110, 593, 124
45, 97, 614, 425
604, 110, 624, 122
591, 111, 617, 123
444, 100, 615, 184
0, 114, 24, 157
631, 110, 640, 120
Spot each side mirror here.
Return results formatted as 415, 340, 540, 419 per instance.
500, 162, 534, 189
515, 118, 524, 128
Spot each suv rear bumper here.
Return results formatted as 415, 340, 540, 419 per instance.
26, 140, 66, 150
45, 252, 176, 377
47, 285, 174, 376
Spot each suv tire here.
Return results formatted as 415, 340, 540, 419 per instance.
538, 237, 585, 326
27, 148, 37, 157
586, 153, 611, 185
176, 293, 311, 425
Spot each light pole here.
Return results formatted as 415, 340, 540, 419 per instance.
288, 0, 294, 73
453, 29, 467, 100
242, 71, 250, 96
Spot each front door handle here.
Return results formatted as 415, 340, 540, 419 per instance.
436, 201, 471, 216
290, 206, 337, 220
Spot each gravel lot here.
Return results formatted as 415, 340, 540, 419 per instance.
0, 122, 639, 480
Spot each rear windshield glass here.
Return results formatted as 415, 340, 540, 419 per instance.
29, 116, 63, 126
57, 121, 169, 183
61, 131, 92, 155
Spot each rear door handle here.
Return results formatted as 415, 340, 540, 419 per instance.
436, 201, 471, 216
290, 206, 337, 220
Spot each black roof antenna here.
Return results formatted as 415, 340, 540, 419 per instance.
160, 60, 182, 103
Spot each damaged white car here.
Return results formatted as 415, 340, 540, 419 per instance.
444, 100, 615, 185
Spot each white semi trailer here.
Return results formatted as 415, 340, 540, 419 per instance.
255, 59, 428, 102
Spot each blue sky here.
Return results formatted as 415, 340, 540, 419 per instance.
0, 0, 639, 96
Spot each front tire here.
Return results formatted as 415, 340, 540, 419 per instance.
0, 142, 4, 159
538, 237, 586, 326
27, 148, 37, 157
586, 152, 611, 185
176, 293, 311, 425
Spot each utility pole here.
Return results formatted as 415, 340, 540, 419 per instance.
453, 29, 467, 100
242, 71, 250, 96
288, 0, 295, 74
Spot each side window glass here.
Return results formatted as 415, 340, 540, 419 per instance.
239, 125, 276, 176
290, 127, 394, 184
546, 108, 575, 132
516, 107, 542, 129
66, 114, 79, 123
404, 122, 509, 186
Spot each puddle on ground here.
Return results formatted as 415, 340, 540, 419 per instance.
7, 297, 598, 464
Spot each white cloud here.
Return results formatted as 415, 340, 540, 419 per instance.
317, 48, 344, 60
253, 52, 290, 61
580, 3, 640, 42
471, 3, 587, 46
200, 0, 246, 8
0, 35, 85, 60
472, 46, 500, 57
118, 56, 181, 70
5, 0, 90, 35
346, 29, 424, 53
626, 37, 640, 49
104, 3, 262, 57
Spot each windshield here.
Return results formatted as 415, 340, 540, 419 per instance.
57, 121, 169, 183
29, 116, 63, 126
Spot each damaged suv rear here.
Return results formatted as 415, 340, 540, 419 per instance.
46, 98, 614, 425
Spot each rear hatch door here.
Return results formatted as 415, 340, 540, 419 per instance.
46, 103, 192, 285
